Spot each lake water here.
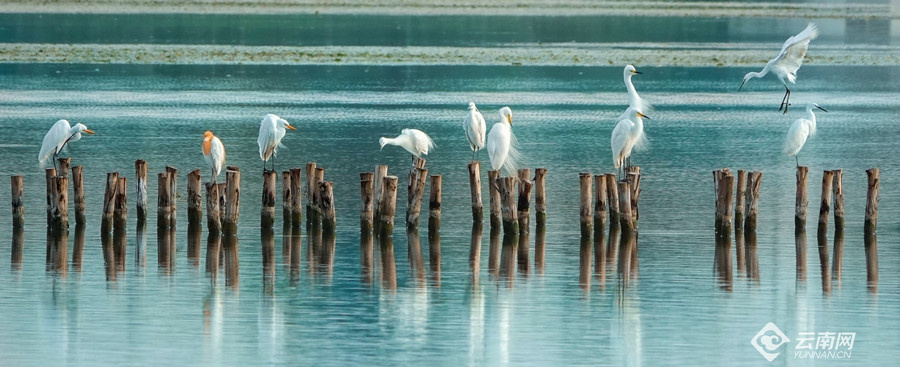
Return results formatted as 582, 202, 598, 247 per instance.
1, 8, 899, 366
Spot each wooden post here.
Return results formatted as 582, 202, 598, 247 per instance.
617, 181, 634, 232
429, 175, 442, 223
360, 172, 375, 233
831, 169, 844, 230
373, 164, 388, 216
534, 168, 547, 222
282, 171, 292, 224
166, 166, 178, 219
517, 169, 532, 272
319, 181, 336, 232
605, 174, 619, 224
187, 169, 202, 225
157, 171, 172, 227
734, 170, 746, 232
114, 177, 127, 229
865, 168, 879, 234
378, 176, 399, 236
744, 171, 763, 232
223, 166, 241, 235
411, 156, 426, 172
713, 169, 734, 237
468, 161, 483, 222
217, 182, 226, 223
72, 165, 85, 225
135, 159, 148, 222
49, 175, 69, 230
625, 166, 641, 222
406, 167, 428, 228
11, 176, 24, 227
817, 170, 834, 236
305, 162, 317, 216
865, 168, 879, 286
57, 158, 70, 178
487, 170, 502, 229
45, 168, 55, 222
205, 182, 221, 233
261, 170, 277, 228
795, 166, 809, 230
290, 168, 303, 225
579, 173, 593, 237
593, 174, 608, 230
103, 172, 119, 227
498, 176, 519, 235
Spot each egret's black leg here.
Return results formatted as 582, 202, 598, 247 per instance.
796, 155, 799, 168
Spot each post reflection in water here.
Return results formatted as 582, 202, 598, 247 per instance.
188, 218, 203, 267
488, 226, 500, 277
428, 218, 441, 287
290, 226, 303, 284
360, 225, 375, 285
202, 287, 224, 365
47, 227, 68, 278
11, 225, 24, 271
468, 222, 482, 284
607, 223, 621, 270
282, 221, 293, 265
72, 222, 85, 272
744, 229, 760, 282
319, 227, 336, 281
734, 228, 745, 275
795, 228, 807, 282
579, 234, 591, 290
534, 217, 546, 274
136, 219, 147, 270
158, 226, 176, 275
593, 220, 607, 288
378, 232, 397, 291
101, 227, 116, 281
714, 234, 733, 291
406, 227, 426, 287
223, 234, 239, 289
617, 229, 637, 288
306, 221, 322, 276
261, 226, 276, 290
498, 232, 518, 286
206, 230, 222, 282
113, 222, 127, 274
832, 227, 844, 285
817, 228, 831, 294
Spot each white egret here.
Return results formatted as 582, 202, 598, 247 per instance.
379, 128, 435, 161
463, 102, 487, 161
620, 64, 650, 117
783, 102, 827, 167
202, 131, 226, 184
610, 107, 650, 177
38, 119, 95, 171
739, 23, 819, 114
257, 113, 296, 173
486, 106, 521, 176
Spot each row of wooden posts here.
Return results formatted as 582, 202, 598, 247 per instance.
711, 167, 879, 289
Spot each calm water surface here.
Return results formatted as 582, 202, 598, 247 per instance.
0, 12, 899, 366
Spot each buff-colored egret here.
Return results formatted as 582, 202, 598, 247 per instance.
202, 131, 226, 184
486, 106, 520, 176
38, 119, 95, 172
463, 102, 486, 161
739, 23, 819, 114
258, 114, 296, 173
610, 107, 650, 177
379, 128, 435, 163
784, 102, 827, 167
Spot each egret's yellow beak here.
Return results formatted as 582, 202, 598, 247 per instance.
84, 129, 95, 134
507, 115, 512, 125
637, 112, 650, 120
632, 70, 643, 74
285, 124, 296, 130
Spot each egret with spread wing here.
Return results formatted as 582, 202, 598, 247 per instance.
258, 114, 296, 173
739, 23, 819, 114
784, 102, 827, 167
38, 119, 95, 172
463, 102, 486, 161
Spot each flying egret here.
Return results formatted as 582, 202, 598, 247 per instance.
486, 106, 521, 176
783, 102, 827, 167
379, 128, 435, 162
463, 102, 487, 161
38, 119, 95, 172
257, 114, 296, 173
202, 131, 226, 184
610, 106, 650, 178
739, 23, 819, 114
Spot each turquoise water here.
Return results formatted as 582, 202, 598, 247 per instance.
1, 11, 900, 366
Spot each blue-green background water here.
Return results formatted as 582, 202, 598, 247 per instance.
1, 10, 900, 366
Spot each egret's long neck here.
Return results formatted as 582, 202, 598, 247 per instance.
755, 63, 772, 79
624, 73, 639, 106
807, 108, 817, 137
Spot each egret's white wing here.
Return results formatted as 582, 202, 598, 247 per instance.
38, 119, 71, 163
209, 137, 226, 176
487, 122, 511, 171
464, 109, 486, 151
610, 118, 632, 168
410, 129, 435, 156
772, 23, 818, 83
783, 119, 811, 156
258, 117, 277, 160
